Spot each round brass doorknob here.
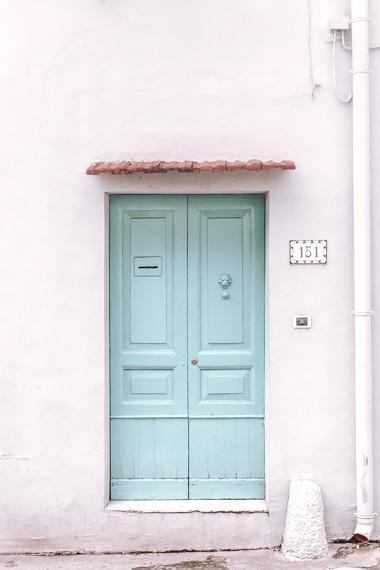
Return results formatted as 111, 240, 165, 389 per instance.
191, 359, 198, 366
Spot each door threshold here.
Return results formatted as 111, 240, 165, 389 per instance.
105, 499, 268, 513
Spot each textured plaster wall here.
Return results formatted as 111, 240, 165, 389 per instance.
0, 0, 380, 553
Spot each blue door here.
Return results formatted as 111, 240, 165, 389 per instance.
110, 195, 265, 500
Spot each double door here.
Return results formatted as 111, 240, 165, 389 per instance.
110, 194, 265, 500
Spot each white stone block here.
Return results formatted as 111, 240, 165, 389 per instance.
282, 480, 329, 560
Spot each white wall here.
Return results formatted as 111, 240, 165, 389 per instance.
1, 0, 380, 553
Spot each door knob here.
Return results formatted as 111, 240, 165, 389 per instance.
191, 359, 198, 366
218, 273, 232, 299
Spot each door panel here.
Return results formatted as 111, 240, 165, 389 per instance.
111, 419, 188, 499
187, 195, 265, 499
205, 216, 244, 344
110, 195, 188, 499
188, 419, 265, 499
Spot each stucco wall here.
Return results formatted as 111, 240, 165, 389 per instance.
1, 0, 380, 553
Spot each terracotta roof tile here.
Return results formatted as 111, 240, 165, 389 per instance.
86, 159, 296, 175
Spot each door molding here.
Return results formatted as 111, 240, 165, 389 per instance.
104, 192, 268, 506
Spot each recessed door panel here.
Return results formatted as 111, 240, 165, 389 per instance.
110, 194, 265, 500
130, 217, 167, 344
205, 216, 244, 345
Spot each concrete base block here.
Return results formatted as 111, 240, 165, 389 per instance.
282, 479, 329, 560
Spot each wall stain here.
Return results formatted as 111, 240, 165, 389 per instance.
332, 545, 354, 559
0, 454, 30, 461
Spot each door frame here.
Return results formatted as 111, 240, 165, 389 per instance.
103, 190, 270, 512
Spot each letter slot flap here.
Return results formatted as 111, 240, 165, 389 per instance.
134, 256, 162, 277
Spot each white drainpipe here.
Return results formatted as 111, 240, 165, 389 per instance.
351, 0, 376, 542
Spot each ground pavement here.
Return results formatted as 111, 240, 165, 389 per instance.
0, 544, 380, 569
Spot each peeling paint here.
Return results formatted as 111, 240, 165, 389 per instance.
333, 545, 354, 559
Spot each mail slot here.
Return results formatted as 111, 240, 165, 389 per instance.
134, 256, 162, 276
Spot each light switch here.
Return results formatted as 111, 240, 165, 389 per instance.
293, 315, 312, 329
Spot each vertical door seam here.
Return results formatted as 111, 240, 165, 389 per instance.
186, 195, 190, 499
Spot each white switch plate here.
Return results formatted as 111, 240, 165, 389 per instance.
293, 315, 312, 329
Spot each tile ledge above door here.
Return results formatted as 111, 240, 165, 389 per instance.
105, 499, 268, 514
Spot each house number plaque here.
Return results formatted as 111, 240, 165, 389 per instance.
290, 240, 327, 264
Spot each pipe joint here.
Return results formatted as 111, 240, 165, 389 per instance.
351, 66, 371, 75
355, 512, 377, 518
352, 310, 375, 317
351, 16, 372, 24
354, 512, 377, 541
